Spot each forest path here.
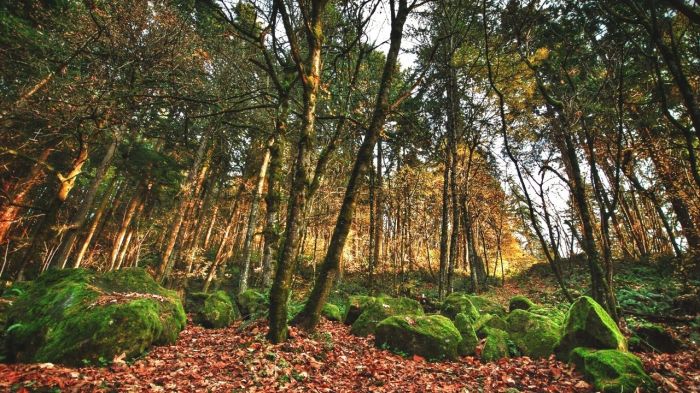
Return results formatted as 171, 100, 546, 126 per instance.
0, 318, 697, 392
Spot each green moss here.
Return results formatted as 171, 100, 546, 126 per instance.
529, 306, 566, 325
350, 297, 424, 337
481, 328, 509, 362
557, 297, 626, 361
375, 314, 462, 361
4, 268, 185, 366
344, 295, 376, 325
441, 293, 480, 321
474, 314, 508, 338
509, 295, 535, 312
468, 295, 506, 317
322, 303, 343, 322
506, 309, 560, 358
237, 289, 268, 318
189, 291, 237, 329
454, 313, 479, 356
569, 348, 653, 393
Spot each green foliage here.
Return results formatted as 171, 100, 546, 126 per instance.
569, 348, 653, 393
375, 315, 462, 361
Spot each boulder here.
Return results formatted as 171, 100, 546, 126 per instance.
508, 295, 535, 312
631, 322, 681, 353
528, 306, 566, 325
441, 293, 480, 321
506, 309, 560, 358
454, 312, 479, 356
237, 289, 268, 318
344, 295, 376, 325
481, 328, 509, 362
322, 303, 343, 322
4, 268, 186, 366
570, 348, 653, 393
375, 314, 462, 360
468, 295, 506, 317
474, 314, 508, 338
188, 290, 238, 328
556, 296, 626, 360
351, 296, 423, 337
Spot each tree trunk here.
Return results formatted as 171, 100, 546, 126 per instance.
292, 0, 411, 332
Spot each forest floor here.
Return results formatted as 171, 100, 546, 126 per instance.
1, 316, 699, 392
2, 260, 700, 392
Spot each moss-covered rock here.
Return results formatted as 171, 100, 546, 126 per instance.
188, 291, 238, 329
351, 297, 423, 337
469, 295, 506, 317
474, 314, 509, 338
441, 293, 480, 321
570, 348, 653, 393
506, 309, 560, 358
529, 306, 566, 326
237, 289, 268, 318
4, 268, 186, 366
454, 313, 479, 356
509, 295, 535, 312
481, 328, 509, 362
344, 295, 376, 325
631, 322, 681, 353
556, 296, 626, 360
322, 303, 343, 321
375, 314, 462, 360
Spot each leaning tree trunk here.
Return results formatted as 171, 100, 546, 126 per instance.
292, 0, 411, 332
55, 131, 121, 268
238, 139, 273, 294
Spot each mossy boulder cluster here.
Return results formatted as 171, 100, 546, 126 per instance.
187, 290, 238, 329
3, 268, 186, 366
375, 315, 462, 360
237, 289, 268, 318
350, 296, 424, 336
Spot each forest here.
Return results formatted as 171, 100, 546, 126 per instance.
0, 0, 699, 391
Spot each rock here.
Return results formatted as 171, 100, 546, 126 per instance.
631, 322, 681, 353
481, 328, 509, 362
237, 289, 268, 318
188, 291, 238, 328
351, 296, 424, 337
344, 295, 376, 325
509, 295, 535, 312
454, 313, 479, 356
322, 303, 343, 321
474, 314, 508, 338
4, 268, 186, 366
375, 314, 462, 360
441, 293, 480, 321
506, 309, 560, 358
468, 295, 506, 317
556, 296, 626, 360
569, 348, 653, 393
528, 306, 566, 325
